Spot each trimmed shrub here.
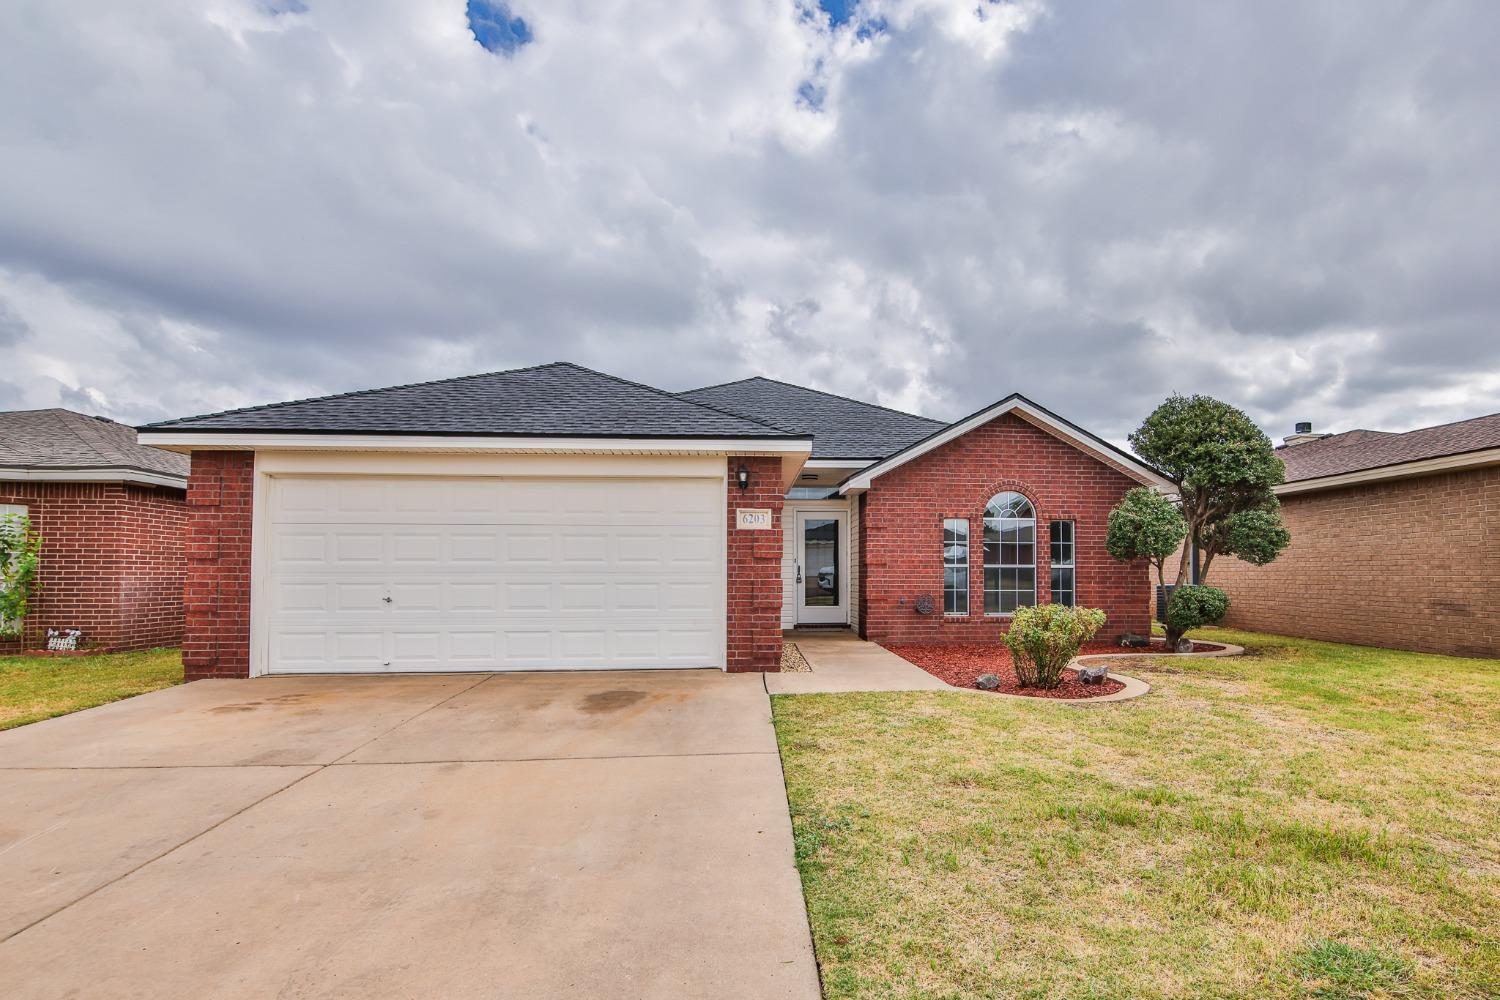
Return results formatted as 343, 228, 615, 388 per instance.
0, 513, 42, 637
1164, 585, 1229, 645
1003, 604, 1107, 689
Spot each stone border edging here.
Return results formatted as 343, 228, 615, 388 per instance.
961, 639, 1247, 706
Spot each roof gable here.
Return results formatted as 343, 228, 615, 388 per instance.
142, 363, 800, 441
839, 393, 1171, 493
677, 376, 945, 459
0, 408, 188, 481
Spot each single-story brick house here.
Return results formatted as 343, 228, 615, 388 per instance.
0, 409, 189, 653
136, 363, 1169, 679
1208, 413, 1500, 658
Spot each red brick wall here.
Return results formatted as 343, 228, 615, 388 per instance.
1209, 466, 1500, 658
858, 412, 1151, 644
726, 456, 785, 672
183, 451, 255, 680
0, 481, 186, 653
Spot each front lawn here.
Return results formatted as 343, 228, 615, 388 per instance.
0, 647, 183, 731
773, 628, 1499, 999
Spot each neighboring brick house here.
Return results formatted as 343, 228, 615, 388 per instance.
0, 409, 189, 653
136, 363, 1168, 680
1208, 414, 1500, 658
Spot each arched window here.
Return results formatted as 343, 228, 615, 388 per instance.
984, 491, 1035, 614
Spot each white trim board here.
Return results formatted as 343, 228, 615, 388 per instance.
137, 432, 811, 456
0, 467, 186, 489
839, 394, 1172, 494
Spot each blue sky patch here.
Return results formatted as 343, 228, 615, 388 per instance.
467, 0, 532, 55
818, 0, 857, 27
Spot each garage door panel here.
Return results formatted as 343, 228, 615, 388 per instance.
266, 476, 724, 673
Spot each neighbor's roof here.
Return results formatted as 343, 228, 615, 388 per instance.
0, 409, 189, 482
141, 362, 804, 441
1279, 410, 1500, 484
676, 377, 946, 460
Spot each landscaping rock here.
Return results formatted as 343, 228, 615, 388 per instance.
975, 673, 1001, 690
1175, 638, 1194, 654
1077, 664, 1109, 685
1119, 632, 1150, 648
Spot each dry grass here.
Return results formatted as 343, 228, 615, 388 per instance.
0, 648, 183, 730
773, 628, 1500, 999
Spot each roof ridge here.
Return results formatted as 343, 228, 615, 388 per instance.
583, 368, 797, 436
53, 409, 116, 463
141, 361, 574, 429
1391, 409, 1500, 435
682, 375, 947, 426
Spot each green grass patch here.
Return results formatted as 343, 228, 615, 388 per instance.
774, 628, 1500, 999
0, 648, 183, 730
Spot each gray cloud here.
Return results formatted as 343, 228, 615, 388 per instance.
0, 0, 1494, 446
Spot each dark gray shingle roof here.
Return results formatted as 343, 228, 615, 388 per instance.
1279, 410, 1500, 482
143, 363, 800, 440
0, 409, 189, 480
676, 377, 947, 459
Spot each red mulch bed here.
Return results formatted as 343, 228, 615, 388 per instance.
883, 638, 1225, 700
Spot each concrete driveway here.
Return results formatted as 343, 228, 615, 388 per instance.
0, 671, 820, 1000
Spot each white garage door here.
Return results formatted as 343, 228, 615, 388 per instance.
264, 476, 723, 673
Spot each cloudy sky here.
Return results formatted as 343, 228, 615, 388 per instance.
1, 0, 1496, 443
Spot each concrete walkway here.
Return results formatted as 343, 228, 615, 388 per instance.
0, 671, 820, 1000
767, 630, 949, 694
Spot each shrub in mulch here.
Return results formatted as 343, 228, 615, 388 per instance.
883, 638, 1226, 700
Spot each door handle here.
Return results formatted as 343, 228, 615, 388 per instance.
796, 565, 802, 584
382, 595, 393, 604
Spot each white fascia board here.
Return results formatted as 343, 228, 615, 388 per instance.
136, 432, 813, 457
839, 397, 1172, 494
1276, 447, 1500, 496
0, 467, 186, 489
803, 459, 875, 470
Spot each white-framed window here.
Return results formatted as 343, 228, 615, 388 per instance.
1049, 520, 1075, 606
984, 491, 1035, 615
942, 518, 969, 615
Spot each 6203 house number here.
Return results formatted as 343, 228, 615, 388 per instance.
736, 508, 772, 530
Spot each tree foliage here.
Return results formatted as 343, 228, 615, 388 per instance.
1127, 394, 1289, 589
1106, 487, 1187, 592
1003, 603, 1107, 689
1163, 585, 1229, 640
0, 513, 42, 637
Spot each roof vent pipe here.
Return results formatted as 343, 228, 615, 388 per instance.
1283, 421, 1329, 447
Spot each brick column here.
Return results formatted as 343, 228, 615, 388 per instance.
183, 451, 255, 680
725, 456, 785, 672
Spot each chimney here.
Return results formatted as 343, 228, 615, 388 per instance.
1282, 420, 1329, 447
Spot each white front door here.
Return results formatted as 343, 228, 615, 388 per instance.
795, 510, 848, 625
263, 475, 724, 673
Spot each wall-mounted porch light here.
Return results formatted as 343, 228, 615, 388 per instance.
736, 465, 750, 491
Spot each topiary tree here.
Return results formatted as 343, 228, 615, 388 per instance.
0, 513, 42, 637
1106, 487, 1187, 597
1127, 393, 1290, 589
1003, 603, 1107, 689
1114, 394, 1293, 645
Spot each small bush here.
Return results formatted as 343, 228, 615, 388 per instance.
1164, 585, 1229, 645
0, 513, 42, 637
1003, 604, 1107, 689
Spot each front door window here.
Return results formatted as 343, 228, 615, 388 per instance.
803, 518, 839, 607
